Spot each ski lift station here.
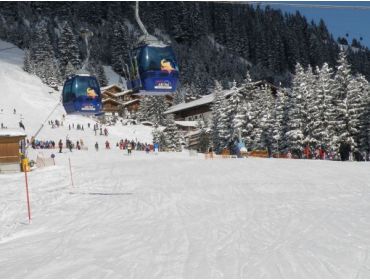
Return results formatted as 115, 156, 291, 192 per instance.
0, 130, 26, 173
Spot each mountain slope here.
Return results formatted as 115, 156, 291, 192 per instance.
0, 40, 154, 149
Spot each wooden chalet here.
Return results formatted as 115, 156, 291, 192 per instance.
0, 130, 26, 173
100, 84, 175, 114
164, 81, 278, 150
164, 81, 278, 123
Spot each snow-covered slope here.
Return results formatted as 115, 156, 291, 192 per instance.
0, 40, 153, 152
1, 150, 370, 278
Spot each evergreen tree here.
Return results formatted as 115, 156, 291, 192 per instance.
347, 74, 369, 155
96, 63, 108, 86
64, 61, 76, 78
173, 88, 186, 105
111, 22, 130, 75
331, 51, 353, 153
23, 49, 33, 74
210, 80, 224, 153
271, 88, 287, 154
164, 114, 181, 151
312, 63, 335, 149
285, 63, 306, 157
197, 119, 210, 153
58, 21, 81, 75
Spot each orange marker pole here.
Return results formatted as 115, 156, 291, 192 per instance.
24, 166, 31, 223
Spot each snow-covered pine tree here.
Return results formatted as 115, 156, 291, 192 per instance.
58, 22, 81, 76
236, 72, 255, 149
138, 96, 168, 125
302, 65, 317, 146
210, 80, 224, 153
111, 22, 130, 75
164, 114, 181, 151
217, 95, 230, 151
197, 119, 210, 153
44, 57, 61, 89
30, 20, 59, 87
173, 88, 186, 105
64, 61, 76, 78
331, 50, 353, 153
311, 63, 335, 150
227, 80, 243, 140
23, 49, 33, 74
151, 96, 169, 126
271, 88, 287, 154
137, 96, 150, 121
259, 85, 275, 151
347, 74, 369, 156
96, 63, 108, 86
232, 100, 246, 143
152, 127, 161, 144
285, 63, 306, 157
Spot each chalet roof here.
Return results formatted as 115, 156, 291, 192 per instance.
123, 99, 140, 106
0, 130, 26, 137
100, 84, 123, 92
164, 88, 236, 115
174, 121, 198, 128
102, 98, 124, 106
164, 80, 277, 115
114, 90, 135, 97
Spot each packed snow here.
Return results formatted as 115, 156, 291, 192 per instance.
1, 151, 370, 278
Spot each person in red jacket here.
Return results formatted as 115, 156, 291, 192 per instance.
304, 145, 311, 159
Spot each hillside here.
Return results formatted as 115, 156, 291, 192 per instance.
0, 40, 154, 151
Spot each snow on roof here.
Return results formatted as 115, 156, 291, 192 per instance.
174, 121, 198, 128
141, 121, 154, 126
114, 90, 134, 97
165, 88, 237, 115
0, 129, 26, 137
102, 98, 124, 105
123, 99, 140, 106
101, 84, 123, 92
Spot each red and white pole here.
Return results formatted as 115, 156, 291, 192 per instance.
24, 166, 31, 223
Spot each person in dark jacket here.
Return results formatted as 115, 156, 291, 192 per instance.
58, 139, 63, 153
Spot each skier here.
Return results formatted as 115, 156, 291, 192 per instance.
154, 143, 159, 155
58, 139, 63, 153
105, 140, 110, 149
104, 128, 108, 136
304, 145, 311, 159
145, 144, 150, 154
127, 143, 132, 155
76, 141, 81, 150
67, 139, 73, 152
95, 142, 99, 151
19, 120, 25, 130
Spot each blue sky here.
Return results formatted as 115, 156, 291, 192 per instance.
256, 1, 370, 48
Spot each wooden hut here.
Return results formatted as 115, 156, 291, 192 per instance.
0, 130, 26, 173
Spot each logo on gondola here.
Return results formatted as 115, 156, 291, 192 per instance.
81, 105, 95, 111
160, 59, 175, 73
154, 80, 172, 90
87, 87, 98, 99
